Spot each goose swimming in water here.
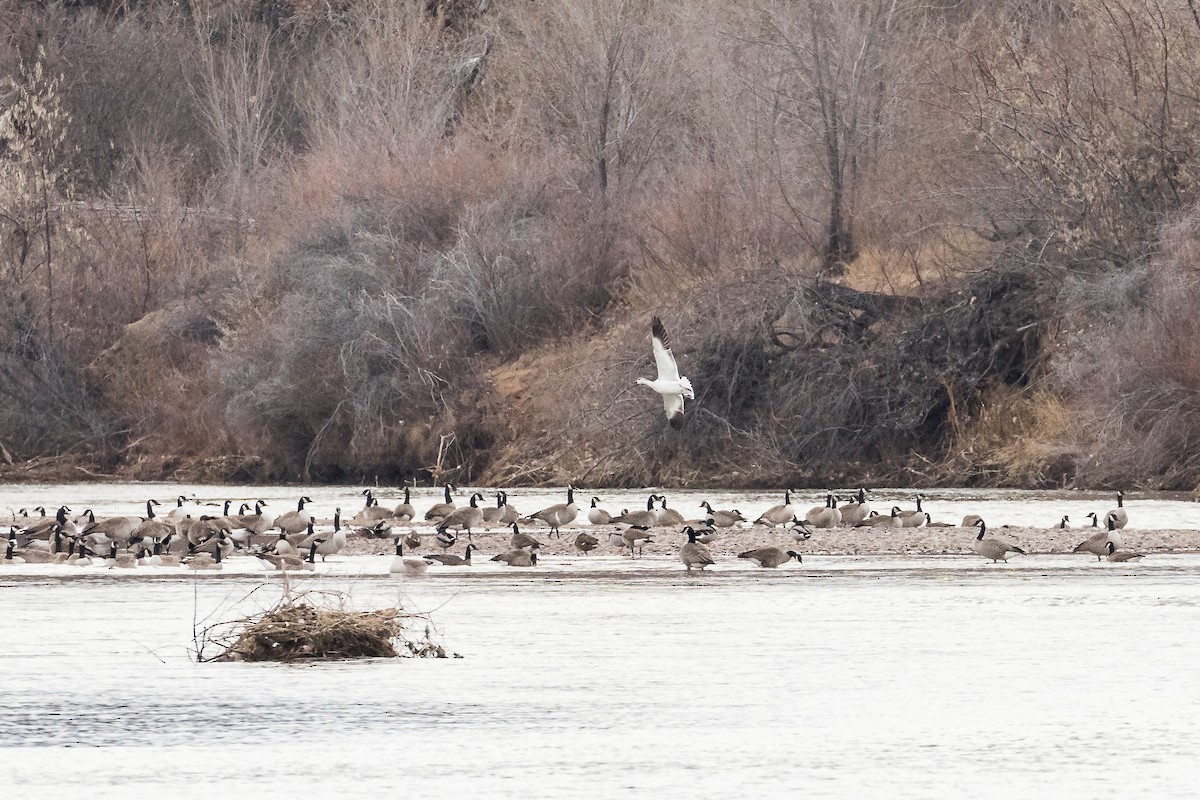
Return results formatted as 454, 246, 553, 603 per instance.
636, 316, 694, 429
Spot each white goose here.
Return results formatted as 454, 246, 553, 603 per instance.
636, 316, 694, 429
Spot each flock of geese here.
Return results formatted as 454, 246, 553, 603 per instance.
1, 486, 1145, 573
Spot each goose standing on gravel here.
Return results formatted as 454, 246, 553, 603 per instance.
755, 489, 797, 527
805, 493, 841, 528
839, 489, 871, 527
482, 493, 508, 527
508, 522, 543, 551
699, 502, 746, 528
350, 490, 392, 526
654, 495, 686, 527
679, 527, 715, 572
897, 495, 927, 528
1073, 516, 1123, 561
622, 528, 653, 558
1108, 491, 1129, 529
612, 495, 659, 529
971, 519, 1025, 563
636, 316, 694, 429
424, 485, 458, 523
301, 516, 347, 561
790, 518, 815, 543
524, 486, 579, 538
738, 546, 802, 568
436, 492, 487, 541
588, 497, 613, 525
230, 500, 274, 535
1106, 542, 1143, 562
393, 487, 416, 522
274, 497, 314, 535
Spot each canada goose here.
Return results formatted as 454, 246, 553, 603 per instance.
390, 540, 434, 576
184, 546, 224, 571
679, 527, 715, 571
698, 502, 746, 528
738, 546, 802, 568
1074, 516, 1122, 561
267, 531, 297, 557
622, 528, 653, 558
350, 490, 393, 526
805, 493, 842, 528
491, 548, 538, 567
692, 523, 718, 544
68, 540, 97, 567
436, 492, 487, 540
588, 497, 612, 525
402, 530, 422, 551
971, 519, 1025, 563
498, 492, 521, 525
755, 489, 797, 527
393, 486, 416, 522
1108, 491, 1129, 529
2, 536, 23, 564
84, 511, 143, 546
508, 522, 542, 551
7, 530, 59, 564
300, 516, 346, 561
839, 489, 871, 527
254, 550, 313, 571
425, 544, 479, 566
230, 500, 274, 534
164, 496, 192, 523
961, 514, 983, 528
1106, 541, 1143, 562
789, 518, 815, 543
524, 486, 580, 538
654, 495, 686, 526
142, 539, 181, 567
1083, 512, 1099, 528
861, 507, 903, 528
190, 531, 235, 561
436, 529, 458, 551
23, 506, 70, 539
130, 500, 174, 545
574, 532, 599, 554
1054, 515, 1070, 529
106, 542, 137, 569
897, 495, 926, 528
424, 485, 458, 522
274, 497, 315, 535
924, 513, 955, 528
612, 495, 659, 529
482, 492, 508, 526
636, 316, 694, 429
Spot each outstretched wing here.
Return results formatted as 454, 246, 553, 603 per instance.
651, 316, 680, 381
662, 392, 685, 429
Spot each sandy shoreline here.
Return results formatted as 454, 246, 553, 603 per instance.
343, 521, 1199, 559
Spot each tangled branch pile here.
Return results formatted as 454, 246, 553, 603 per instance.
204, 592, 450, 662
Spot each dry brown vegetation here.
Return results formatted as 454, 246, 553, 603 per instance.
3, 0, 1200, 489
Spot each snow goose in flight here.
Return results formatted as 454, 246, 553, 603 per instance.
637, 316, 693, 430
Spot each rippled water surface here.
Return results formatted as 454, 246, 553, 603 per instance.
3, 560, 1200, 798
3, 483, 1200, 797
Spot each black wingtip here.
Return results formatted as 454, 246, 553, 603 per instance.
652, 316, 670, 348
669, 411, 684, 430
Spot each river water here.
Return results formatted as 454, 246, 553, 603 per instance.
2, 483, 1199, 798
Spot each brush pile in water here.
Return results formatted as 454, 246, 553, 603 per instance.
208, 593, 449, 662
